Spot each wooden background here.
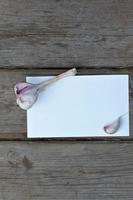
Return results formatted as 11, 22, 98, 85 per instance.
0, 0, 133, 199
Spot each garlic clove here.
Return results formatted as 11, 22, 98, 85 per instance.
103, 116, 121, 134
16, 93, 38, 110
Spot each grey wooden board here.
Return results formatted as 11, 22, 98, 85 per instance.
0, 141, 131, 200
0, 0, 132, 67
0, 68, 132, 139
0, 0, 133, 199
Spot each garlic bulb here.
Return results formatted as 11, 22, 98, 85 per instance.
14, 68, 77, 110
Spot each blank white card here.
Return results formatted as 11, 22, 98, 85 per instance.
27, 75, 129, 138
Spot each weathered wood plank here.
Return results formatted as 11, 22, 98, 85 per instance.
0, 68, 132, 139
0, 0, 133, 35
0, 0, 132, 67
0, 35, 133, 68
0, 141, 132, 199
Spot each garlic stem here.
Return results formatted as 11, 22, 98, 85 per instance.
36, 68, 77, 93
14, 68, 77, 110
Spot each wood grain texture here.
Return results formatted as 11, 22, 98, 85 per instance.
0, 1, 133, 199
0, 67, 131, 139
0, 141, 131, 199
0, 0, 133, 68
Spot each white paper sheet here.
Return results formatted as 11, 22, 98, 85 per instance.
27, 75, 129, 138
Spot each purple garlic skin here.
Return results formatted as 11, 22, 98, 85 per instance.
103, 116, 121, 134
14, 82, 39, 110
14, 68, 77, 110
